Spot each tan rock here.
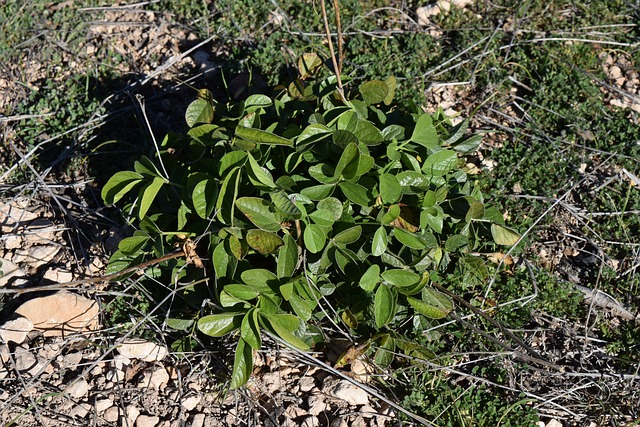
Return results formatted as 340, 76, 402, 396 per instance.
322, 379, 369, 406
65, 378, 91, 398
95, 397, 113, 413
136, 415, 160, 427
127, 406, 141, 425
0, 316, 34, 344
138, 366, 170, 390
116, 338, 168, 362
15, 292, 100, 337
103, 406, 120, 422
181, 395, 201, 411
0, 202, 38, 233
191, 414, 206, 427
13, 244, 60, 268
0, 258, 29, 288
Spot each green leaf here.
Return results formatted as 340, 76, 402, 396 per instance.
309, 209, 335, 227
241, 268, 279, 294
245, 94, 272, 108
224, 284, 259, 301
105, 250, 140, 277
139, 176, 165, 219
289, 293, 312, 321
101, 171, 143, 205
420, 207, 444, 234
316, 197, 343, 221
332, 225, 362, 245
352, 119, 384, 146
338, 182, 370, 206
332, 129, 358, 147
374, 284, 395, 328
277, 234, 298, 278
304, 223, 327, 254
372, 227, 388, 256
117, 235, 150, 254
185, 97, 214, 127
407, 288, 453, 319
393, 228, 426, 250
374, 334, 395, 366
197, 313, 242, 337
229, 338, 253, 389
452, 134, 483, 153
360, 80, 388, 105
219, 151, 247, 177
334, 142, 360, 180
380, 174, 402, 204
360, 264, 380, 291
396, 171, 431, 193
297, 123, 332, 146
298, 52, 323, 79
166, 318, 194, 331
193, 177, 218, 219
246, 152, 277, 188
445, 234, 469, 252
301, 184, 335, 200
216, 167, 241, 225
235, 197, 281, 232
466, 201, 485, 223
383, 76, 396, 106
381, 269, 420, 287
381, 204, 401, 224
241, 309, 262, 350
422, 150, 458, 177
411, 114, 438, 149
442, 118, 469, 145
270, 191, 302, 219
235, 125, 293, 146
491, 224, 521, 245
262, 314, 309, 350
246, 229, 284, 255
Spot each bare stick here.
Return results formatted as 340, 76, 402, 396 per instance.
319, 0, 347, 103
332, 0, 343, 75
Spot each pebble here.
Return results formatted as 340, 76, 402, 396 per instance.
127, 406, 141, 425
181, 395, 201, 411
65, 378, 91, 399
14, 346, 37, 372
139, 366, 170, 390
117, 338, 168, 362
0, 317, 33, 344
298, 376, 315, 392
103, 406, 120, 422
191, 414, 206, 427
322, 379, 369, 406
136, 414, 160, 427
95, 397, 113, 413
15, 292, 100, 337
70, 402, 91, 418
301, 415, 319, 427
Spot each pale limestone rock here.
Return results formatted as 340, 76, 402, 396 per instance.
546, 421, 563, 427
0, 317, 33, 344
181, 395, 201, 411
42, 268, 74, 283
0, 202, 38, 233
139, 366, 170, 390
191, 414, 206, 427
0, 258, 29, 288
13, 244, 60, 267
15, 292, 100, 337
103, 406, 120, 422
298, 376, 315, 392
116, 338, 168, 362
113, 353, 131, 370
136, 415, 160, 427
322, 379, 369, 406
416, 5, 440, 25
127, 406, 141, 425
70, 402, 91, 418
307, 393, 327, 416
14, 346, 37, 372
65, 378, 91, 398
301, 416, 319, 427
95, 398, 113, 413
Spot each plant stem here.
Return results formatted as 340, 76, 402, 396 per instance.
320, 0, 347, 103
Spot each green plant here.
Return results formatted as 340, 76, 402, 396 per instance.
101, 48, 520, 389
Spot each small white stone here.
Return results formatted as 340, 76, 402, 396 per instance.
113, 354, 131, 370
0, 258, 29, 288
104, 406, 120, 422
298, 376, 315, 392
416, 5, 441, 25
191, 414, 206, 427
95, 398, 113, 413
139, 366, 170, 390
70, 402, 91, 418
117, 338, 168, 362
0, 317, 33, 344
181, 395, 201, 411
65, 378, 91, 399
14, 346, 37, 372
307, 393, 327, 416
301, 415, 319, 427
127, 406, 141, 425
105, 368, 125, 383
136, 415, 160, 427
323, 379, 369, 406
546, 421, 563, 427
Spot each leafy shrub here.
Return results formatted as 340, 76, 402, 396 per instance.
101, 53, 519, 389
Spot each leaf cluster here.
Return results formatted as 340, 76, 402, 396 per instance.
101, 53, 520, 389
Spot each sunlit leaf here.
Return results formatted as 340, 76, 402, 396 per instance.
246, 229, 284, 255
229, 338, 253, 389
491, 224, 521, 245
374, 284, 395, 328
